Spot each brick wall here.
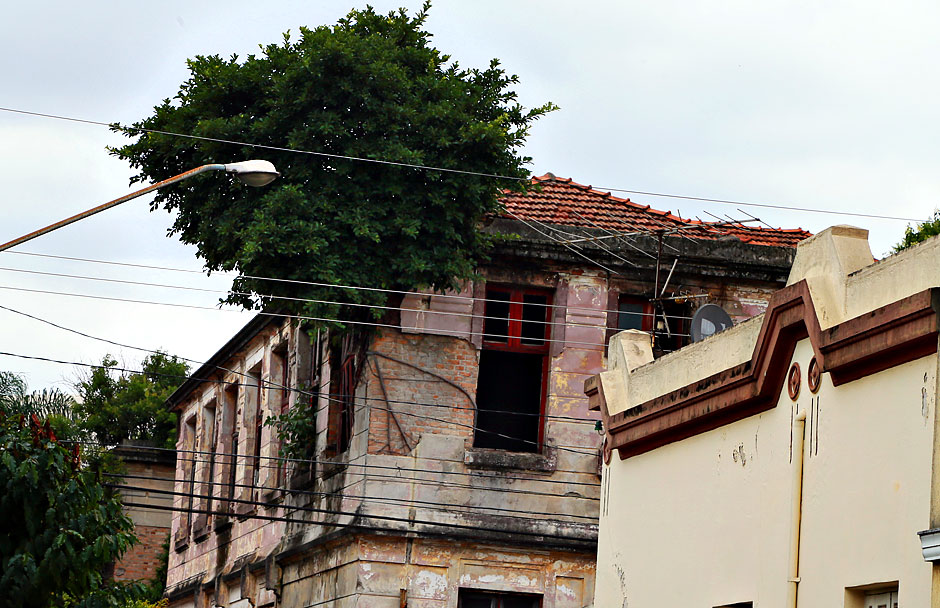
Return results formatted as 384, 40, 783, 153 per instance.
113, 524, 168, 582
365, 330, 478, 455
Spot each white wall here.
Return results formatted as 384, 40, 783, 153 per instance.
596, 339, 937, 607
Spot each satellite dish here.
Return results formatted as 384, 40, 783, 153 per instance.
690, 304, 734, 342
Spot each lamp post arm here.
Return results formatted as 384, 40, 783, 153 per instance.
0, 164, 226, 253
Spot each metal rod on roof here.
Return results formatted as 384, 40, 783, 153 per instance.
659, 258, 679, 297
566, 215, 640, 269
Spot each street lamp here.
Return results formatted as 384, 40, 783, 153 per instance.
0, 160, 279, 252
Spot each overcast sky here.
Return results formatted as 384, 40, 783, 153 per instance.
2, 0, 938, 391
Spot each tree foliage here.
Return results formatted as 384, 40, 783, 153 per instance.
0, 371, 77, 420
892, 210, 940, 254
112, 3, 554, 328
0, 406, 139, 608
265, 393, 317, 461
75, 353, 188, 449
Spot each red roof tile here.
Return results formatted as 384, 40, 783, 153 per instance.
498, 174, 812, 248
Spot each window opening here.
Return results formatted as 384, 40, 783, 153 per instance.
617, 295, 653, 332
612, 293, 692, 355
864, 590, 898, 608
220, 385, 238, 514
273, 345, 291, 415
271, 344, 291, 485
458, 589, 541, 608
652, 298, 692, 354
328, 332, 360, 455
176, 415, 197, 543
194, 401, 216, 533
475, 285, 551, 452
245, 366, 263, 487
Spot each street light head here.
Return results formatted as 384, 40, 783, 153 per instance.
223, 160, 280, 187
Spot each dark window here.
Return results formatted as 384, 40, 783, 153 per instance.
271, 346, 291, 486
617, 295, 653, 332
175, 415, 197, 546
218, 384, 238, 516
327, 334, 359, 455
193, 401, 217, 535
475, 286, 551, 453
247, 367, 263, 486
611, 293, 692, 355
652, 298, 692, 355
458, 589, 541, 608
273, 346, 291, 415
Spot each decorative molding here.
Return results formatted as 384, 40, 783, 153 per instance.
586, 281, 940, 460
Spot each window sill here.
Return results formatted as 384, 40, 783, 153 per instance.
289, 466, 315, 490
464, 446, 556, 473
261, 487, 285, 506
192, 524, 210, 543
319, 455, 349, 481
234, 501, 257, 520
173, 533, 189, 553
213, 516, 232, 532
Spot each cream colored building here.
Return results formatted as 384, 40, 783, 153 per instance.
586, 226, 940, 607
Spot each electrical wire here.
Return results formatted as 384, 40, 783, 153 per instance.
0, 302, 600, 425
0, 283, 630, 347
109, 471, 598, 521
0, 264, 653, 329
1, 249, 695, 321
109, 483, 596, 541
0, 105, 925, 223
0, 320, 597, 427
96, 442, 600, 489
6, 350, 599, 455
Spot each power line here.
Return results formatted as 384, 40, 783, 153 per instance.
97, 442, 600, 489
0, 324, 596, 427
110, 483, 596, 542
1, 249, 694, 321
0, 264, 672, 328
0, 283, 633, 347
6, 351, 599, 455
0, 105, 926, 223
0, 106, 526, 182
109, 471, 598, 521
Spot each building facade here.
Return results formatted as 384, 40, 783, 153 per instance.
110, 443, 176, 584
161, 175, 809, 608
587, 226, 940, 607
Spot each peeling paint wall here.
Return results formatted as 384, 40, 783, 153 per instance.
279, 535, 595, 608
165, 321, 310, 602
163, 235, 794, 607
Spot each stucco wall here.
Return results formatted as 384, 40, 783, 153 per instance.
596, 339, 937, 607
164, 258, 792, 606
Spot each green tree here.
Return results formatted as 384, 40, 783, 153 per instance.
0, 402, 140, 608
112, 3, 554, 328
0, 371, 77, 420
75, 353, 189, 449
892, 210, 940, 254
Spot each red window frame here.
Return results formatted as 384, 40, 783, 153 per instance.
479, 285, 552, 449
617, 294, 654, 332
276, 348, 291, 415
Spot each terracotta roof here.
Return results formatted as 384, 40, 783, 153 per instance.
498, 174, 812, 248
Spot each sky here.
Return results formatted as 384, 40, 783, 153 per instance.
2, 0, 939, 391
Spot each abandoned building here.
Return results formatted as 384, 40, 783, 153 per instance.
109, 443, 176, 584
586, 226, 940, 607
160, 174, 811, 608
